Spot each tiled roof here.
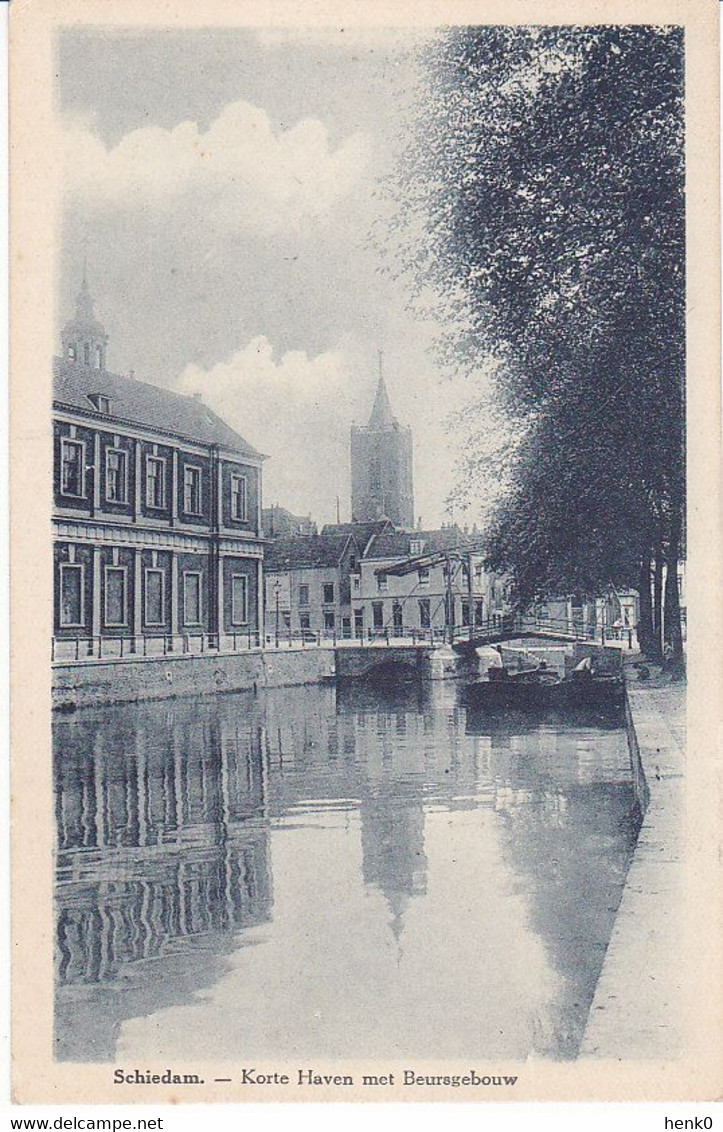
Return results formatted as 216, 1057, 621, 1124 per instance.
365, 526, 485, 560
53, 357, 261, 458
320, 520, 393, 549
264, 534, 353, 571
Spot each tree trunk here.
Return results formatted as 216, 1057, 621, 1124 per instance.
651, 547, 664, 662
664, 518, 684, 664
637, 551, 654, 656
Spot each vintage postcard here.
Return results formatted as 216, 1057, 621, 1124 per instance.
9, 0, 722, 1105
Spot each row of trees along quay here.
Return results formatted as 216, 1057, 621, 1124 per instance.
390, 26, 685, 664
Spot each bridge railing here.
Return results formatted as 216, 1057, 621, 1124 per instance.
448, 613, 636, 648
516, 615, 635, 648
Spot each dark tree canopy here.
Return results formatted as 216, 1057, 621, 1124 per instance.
392, 25, 685, 655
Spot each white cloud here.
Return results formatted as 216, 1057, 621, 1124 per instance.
63, 100, 370, 232
176, 337, 363, 522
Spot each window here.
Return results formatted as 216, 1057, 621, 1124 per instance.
95, 345, 103, 369
231, 574, 249, 625
392, 602, 403, 630
183, 465, 202, 515
105, 448, 128, 504
418, 566, 430, 587
146, 456, 166, 509
324, 610, 335, 631
144, 568, 165, 627
372, 602, 384, 629
88, 393, 111, 413
419, 598, 431, 629
59, 564, 84, 627
410, 539, 425, 556
104, 566, 128, 627
323, 583, 335, 605
60, 439, 85, 498
461, 601, 470, 627
353, 576, 360, 591
300, 612, 311, 631
231, 474, 248, 521
183, 572, 202, 626
354, 609, 364, 636
282, 611, 291, 629
474, 599, 484, 625
377, 571, 388, 593
298, 583, 310, 607
84, 344, 90, 366
67, 345, 76, 361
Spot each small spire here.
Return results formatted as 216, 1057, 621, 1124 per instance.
368, 356, 397, 430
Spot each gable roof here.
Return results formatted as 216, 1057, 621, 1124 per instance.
364, 526, 486, 560
264, 533, 354, 572
320, 519, 393, 552
53, 357, 261, 458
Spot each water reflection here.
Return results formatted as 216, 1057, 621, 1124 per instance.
54, 678, 638, 1062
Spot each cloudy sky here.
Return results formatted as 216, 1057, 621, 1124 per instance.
57, 27, 481, 527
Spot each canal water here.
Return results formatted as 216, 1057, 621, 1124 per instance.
54, 678, 639, 1064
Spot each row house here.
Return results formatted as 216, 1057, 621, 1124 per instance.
352, 527, 511, 639
53, 277, 265, 659
263, 531, 366, 641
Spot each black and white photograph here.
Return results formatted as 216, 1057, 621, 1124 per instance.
8, 0, 721, 1107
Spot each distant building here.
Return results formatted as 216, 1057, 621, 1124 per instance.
530, 591, 640, 641
320, 519, 394, 555
350, 362, 414, 530
352, 526, 509, 639
262, 504, 317, 539
53, 275, 265, 658
263, 531, 366, 640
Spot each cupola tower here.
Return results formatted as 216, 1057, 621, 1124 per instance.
61, 266, 108, 371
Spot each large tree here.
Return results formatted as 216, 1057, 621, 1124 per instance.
392, 25, 685, 659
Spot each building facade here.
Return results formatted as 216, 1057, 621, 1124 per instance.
352, 527, 510, 639
350, 366, 414, 530
263, 531, 366, 641
529, 591, 640, 642
53, 280, 265, 659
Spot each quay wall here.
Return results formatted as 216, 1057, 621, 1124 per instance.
53, 647, 336, 710
580, 671, 685, 1060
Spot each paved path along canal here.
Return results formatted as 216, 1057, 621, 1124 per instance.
54, 678, 641, 1063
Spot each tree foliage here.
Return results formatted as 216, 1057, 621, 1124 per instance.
391, 25, 685, 656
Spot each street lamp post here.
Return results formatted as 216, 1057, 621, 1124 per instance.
274, 579, 280, 649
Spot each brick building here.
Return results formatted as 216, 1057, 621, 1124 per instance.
53, 277, 265, 659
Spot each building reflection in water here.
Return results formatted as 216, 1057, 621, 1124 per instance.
54, 677, 638, 1062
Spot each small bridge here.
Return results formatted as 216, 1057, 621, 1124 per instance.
451, 614, 635, 652
334, 615, 632, 680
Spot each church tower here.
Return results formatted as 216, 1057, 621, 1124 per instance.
61, 266, 108, 371
350, 357, 414, 530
